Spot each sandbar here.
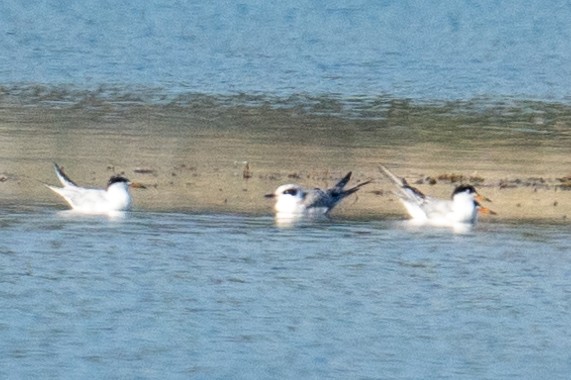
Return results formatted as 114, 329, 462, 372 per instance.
1, 97, 569, 222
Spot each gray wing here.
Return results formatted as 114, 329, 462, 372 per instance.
303, 188, 333, 209
379, 164, 426, 206
419, 197, 455, 219
303, 172, 371, 211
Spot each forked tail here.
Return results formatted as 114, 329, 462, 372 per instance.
341, 178, 372, 197
331, 172, 372, 198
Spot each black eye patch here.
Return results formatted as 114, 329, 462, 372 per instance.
283, 188, 298, 196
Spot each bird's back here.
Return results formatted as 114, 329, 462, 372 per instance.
49, 186, 108, 212
303, 188, 334, 212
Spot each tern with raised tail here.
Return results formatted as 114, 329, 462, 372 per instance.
265, 172, 371, 222
379, 164, 494, 227
46, 163, 145, 214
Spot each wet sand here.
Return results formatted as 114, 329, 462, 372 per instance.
1, 97, 569, 222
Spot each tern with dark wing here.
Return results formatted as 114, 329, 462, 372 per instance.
265, 172, 371, 219
379, 164, 494, 227
46, 163, 145, 214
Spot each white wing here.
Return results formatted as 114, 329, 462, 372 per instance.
47, 186, 109, 212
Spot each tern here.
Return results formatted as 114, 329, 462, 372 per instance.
265, 171, 371, 218
46, 163, 144, 213
379, 164, 494, 226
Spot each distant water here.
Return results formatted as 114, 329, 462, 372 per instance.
1, 206, 570, 379
1, 0, 571, 103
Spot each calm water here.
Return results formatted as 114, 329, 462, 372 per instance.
2, 0, 571, 102
1, 206, 570, 379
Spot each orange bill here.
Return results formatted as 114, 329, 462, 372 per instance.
129, 182, 147, 189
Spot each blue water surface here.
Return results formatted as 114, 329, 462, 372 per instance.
1, 207, 570, 379
1, 0, 571, 101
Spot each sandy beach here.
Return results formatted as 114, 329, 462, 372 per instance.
1, 98, 569, 222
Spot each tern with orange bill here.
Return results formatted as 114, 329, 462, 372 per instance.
379, 164, 495, 227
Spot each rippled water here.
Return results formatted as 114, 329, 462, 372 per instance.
1, 206, 570, 378
2, 0, 571, 101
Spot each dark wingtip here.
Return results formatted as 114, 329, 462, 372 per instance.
334, 171, 353, 189
53, 162, 79, 187
343, 171, 352, 182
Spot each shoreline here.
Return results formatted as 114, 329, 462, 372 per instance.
3, 156, 569, 223
0, 101, 569, 222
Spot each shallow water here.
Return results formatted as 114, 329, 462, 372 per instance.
1, 206, 570, 379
